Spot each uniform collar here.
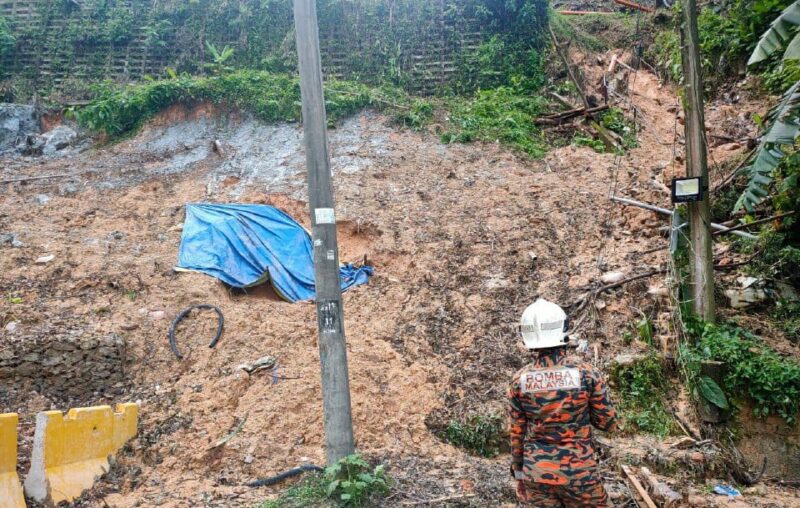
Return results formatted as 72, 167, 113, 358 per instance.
536, 347, 567, 367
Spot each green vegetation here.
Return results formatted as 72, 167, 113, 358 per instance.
70, 70, 413, 138
0, 15, 13, 65
774, 299, 800, 338
572, 134, 606, 153
551, 12, 645, 52
683, 320, 800, 422
570, 108, 638, 153
611, 354, 676, 437
442, 413, 504, 457
441, 87, 548, 157
73, 69, 553, 157
3, 0, 549, 98
261, 455, 390, 508
648, 0, 797, 87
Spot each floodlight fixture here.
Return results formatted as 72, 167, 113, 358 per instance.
671, 176, 706, 203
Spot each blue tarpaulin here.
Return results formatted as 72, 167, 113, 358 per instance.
175, 203, 373, 302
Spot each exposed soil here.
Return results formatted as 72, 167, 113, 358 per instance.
2, 51, 799, 507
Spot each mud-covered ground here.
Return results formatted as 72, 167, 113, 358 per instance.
2, 57, 799, 507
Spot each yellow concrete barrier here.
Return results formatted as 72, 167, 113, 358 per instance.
0, 413, 25, 508
24, 403, 138, 505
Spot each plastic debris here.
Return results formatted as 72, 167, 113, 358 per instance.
713, 485, 741, 497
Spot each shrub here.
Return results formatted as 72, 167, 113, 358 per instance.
261, 454, 390, 508
443, 413, 504, 457
683, 320, 800, 422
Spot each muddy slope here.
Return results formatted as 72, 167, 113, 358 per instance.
1, 67, 798, 507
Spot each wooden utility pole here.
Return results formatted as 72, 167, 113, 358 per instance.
680, 0, 715, 322
293, 0, 356, 463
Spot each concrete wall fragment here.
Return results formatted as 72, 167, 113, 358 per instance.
0, 413, 25, 508
24, 403, 138, 505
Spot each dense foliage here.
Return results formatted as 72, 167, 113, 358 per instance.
683, 320, 800, 423
649, 0, 797, 87
2, 0, 549, 98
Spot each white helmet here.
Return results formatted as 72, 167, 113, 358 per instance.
520, 299, 569, 350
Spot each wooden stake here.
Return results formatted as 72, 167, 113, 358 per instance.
622, 464, 659, 508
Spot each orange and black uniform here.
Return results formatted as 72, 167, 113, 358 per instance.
508, 347, 617, 507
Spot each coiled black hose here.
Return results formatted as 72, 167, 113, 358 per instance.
247, 464, 324, 488
168, 304, 224, 360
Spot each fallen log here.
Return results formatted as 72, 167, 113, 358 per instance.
610, 195, 757, 240
613, 0, 655, 13
640, 467, 682, 507
536, 105, 610, 125
0, 173, 73, 184
711, 211, 795, 236
558, 10, 615, 15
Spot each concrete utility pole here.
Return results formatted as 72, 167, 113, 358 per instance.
680, 0, 716, 322
293, 0, 356, 463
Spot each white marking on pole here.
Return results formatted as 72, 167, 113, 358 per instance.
315, 208, 336, 224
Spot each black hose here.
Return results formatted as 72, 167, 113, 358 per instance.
168, 304, 224, 360
247, 465, 324, 488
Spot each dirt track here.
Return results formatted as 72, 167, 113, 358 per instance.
2, 62, 798, 506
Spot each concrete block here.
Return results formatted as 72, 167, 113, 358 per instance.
0, 413, 26, 508
24, 403, 138, 505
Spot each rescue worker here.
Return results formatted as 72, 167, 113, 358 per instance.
508, 299, 617, 507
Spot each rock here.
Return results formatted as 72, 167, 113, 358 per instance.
600, 271, 626, 284
41, 125, 77, 155
35, 254, 55, 264
58, 183, 79, 196
11, 238, 24, 248
484, 274, 510, 289
0, 104, 38, 154
648, 285, 670, 298
4, 321, 18, 332
594, 299, 607, 310
148, 310, 166, 321
612, 353, 647, 368
35, 194, 50, 205
725, 276, 767, 308
0, 233, 15, 245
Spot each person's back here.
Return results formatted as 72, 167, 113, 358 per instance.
508, 299, 617, 507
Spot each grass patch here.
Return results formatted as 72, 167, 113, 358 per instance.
442, 413, 504, 457
441, 86, 548, 157
262, 455, 389, 508
683, 320, 800, 423
611, 353, 677, 437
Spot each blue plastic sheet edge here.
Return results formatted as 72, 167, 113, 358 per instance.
175, 203, 373, 302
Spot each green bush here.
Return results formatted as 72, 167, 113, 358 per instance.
683, 320, 800, 422
442, 86, 548, 157
443, 413, 504, 457
611, 354, 676, 437
262, 455, 390, 508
